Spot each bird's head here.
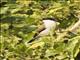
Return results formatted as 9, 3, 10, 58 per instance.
42, 18, 59, 29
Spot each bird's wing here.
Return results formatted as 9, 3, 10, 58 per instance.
38, 29, 50, 36
28, 29, 49, 43
28, 25, 45, 43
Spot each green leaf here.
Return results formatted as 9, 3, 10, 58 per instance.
0, 7, 9, 14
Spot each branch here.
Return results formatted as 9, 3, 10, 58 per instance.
56, 15, 80, 41
69, 16, 80, 33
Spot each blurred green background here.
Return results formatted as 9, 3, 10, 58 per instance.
0, 0, 80, 60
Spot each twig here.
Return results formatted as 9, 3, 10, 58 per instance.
69, 16, 80, 33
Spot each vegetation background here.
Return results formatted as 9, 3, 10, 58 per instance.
0, 0, 80, 60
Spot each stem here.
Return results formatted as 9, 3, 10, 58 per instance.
69, 19, 80, 33
56, 15, 80, 41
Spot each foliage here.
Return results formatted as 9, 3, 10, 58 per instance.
0, 0, 80, 60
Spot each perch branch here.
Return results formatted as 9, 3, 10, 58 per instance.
56, 15, 80, 41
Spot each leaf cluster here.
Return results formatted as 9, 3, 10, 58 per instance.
0, 0, 80, 60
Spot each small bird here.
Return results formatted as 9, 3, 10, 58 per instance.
28, 18, 58, 43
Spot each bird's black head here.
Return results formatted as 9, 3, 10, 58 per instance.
42, 18, 57, 21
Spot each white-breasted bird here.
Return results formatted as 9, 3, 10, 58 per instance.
28, 18, 58, 43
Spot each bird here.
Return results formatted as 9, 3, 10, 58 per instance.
28, 18, 58, 43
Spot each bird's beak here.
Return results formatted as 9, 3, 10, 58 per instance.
56, 22, 60, 25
